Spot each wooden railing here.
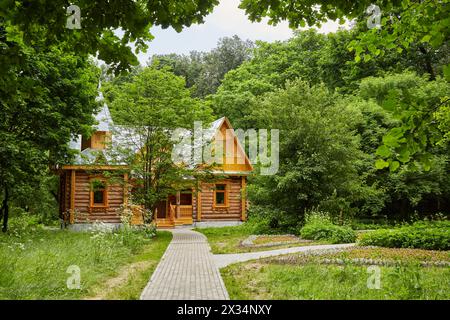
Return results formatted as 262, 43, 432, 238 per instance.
169, 203, 176, 221
155, 203, 192, 227
179, 205, 193, 218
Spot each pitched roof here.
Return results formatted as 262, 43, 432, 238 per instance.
94, 98, 114, 131
69, 117, 244, 168
68, 93, 251, 173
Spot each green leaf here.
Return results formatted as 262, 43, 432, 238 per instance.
421, 34, 432, 43
375, 159, 389, 170
376, 145, 391, 158
383, 130, 403, 148
398, 148, 411, 163
363, 54, 372, 62
430, 32, 444, 48
389, 160, 400, 172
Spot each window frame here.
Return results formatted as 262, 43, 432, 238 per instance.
213, 183, 229, 208
89, 177, 109, 208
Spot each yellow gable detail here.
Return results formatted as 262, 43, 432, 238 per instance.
211, 117, 253, 173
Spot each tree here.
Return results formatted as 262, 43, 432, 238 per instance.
196, 35, 255, 97
150, 52, 205, 90
212, 30, 327, 128
247, 80, 369, 226
2, 0, 220, 73
346, 92, 450, 218
150, 35, 254, 97
357, 73, 450, 172
239, 0, 450, 168
0, 43, 100, 231
103, 67, 214, 210
239, 0, 448, 59
212, 28, 446, 128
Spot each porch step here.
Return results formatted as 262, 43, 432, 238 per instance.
156, 217, 195, 228
175, 218, 193, 225
156, 223, 175, 229
156, 218, 175, 228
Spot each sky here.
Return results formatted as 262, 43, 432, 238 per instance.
136, 0, 348, 65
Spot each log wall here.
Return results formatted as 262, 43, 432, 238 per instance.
197, 177, 243, 221
62, 170, 124, 223
60, 170, 246, 224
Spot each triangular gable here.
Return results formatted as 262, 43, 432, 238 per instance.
209, 117, 254, 173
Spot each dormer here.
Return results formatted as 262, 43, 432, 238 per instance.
81, 90, 114, 151
81, 131, 111, 150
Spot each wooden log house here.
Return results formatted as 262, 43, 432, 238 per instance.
57, 98, 253, 228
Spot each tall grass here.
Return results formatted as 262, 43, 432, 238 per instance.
222, 262, 450, 300
0, 220, 169, 299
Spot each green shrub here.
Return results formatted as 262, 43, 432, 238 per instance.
351, 222, 391, 230
299, 211, 357, 243
247, 206, 299, 234
358, 221, 450, 250
350, 217, 392, 230
300, 223, 357, 243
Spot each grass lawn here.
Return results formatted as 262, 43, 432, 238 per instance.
0, 228, 171, 300
221, 247, 450, 300
195, 225, 328, 254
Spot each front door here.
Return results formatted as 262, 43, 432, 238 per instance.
155, 200, 167, 219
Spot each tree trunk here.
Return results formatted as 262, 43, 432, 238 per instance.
2, 185, 9, 232
418, 46, 436, 81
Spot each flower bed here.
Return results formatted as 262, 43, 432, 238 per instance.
265, 246, 450, 267
240, 234, 312, 248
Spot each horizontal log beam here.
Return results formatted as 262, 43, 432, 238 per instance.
62, 165, 129, 170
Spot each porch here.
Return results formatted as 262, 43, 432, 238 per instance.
154, 191, 194, 228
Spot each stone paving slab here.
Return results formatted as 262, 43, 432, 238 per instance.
140, 229, 355, 300
213, 243, 355, 268
140, 229, 229, 300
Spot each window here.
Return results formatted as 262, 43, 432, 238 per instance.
81, 136, 91, 151
214, 184, 228, 207
90, 179, 108, 207
93, 189, 105, 204
180, 192, 192, 205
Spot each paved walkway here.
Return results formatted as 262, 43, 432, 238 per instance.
140, 228, 355, 300
140, 229, 229, 300
213, 243, 355, 268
